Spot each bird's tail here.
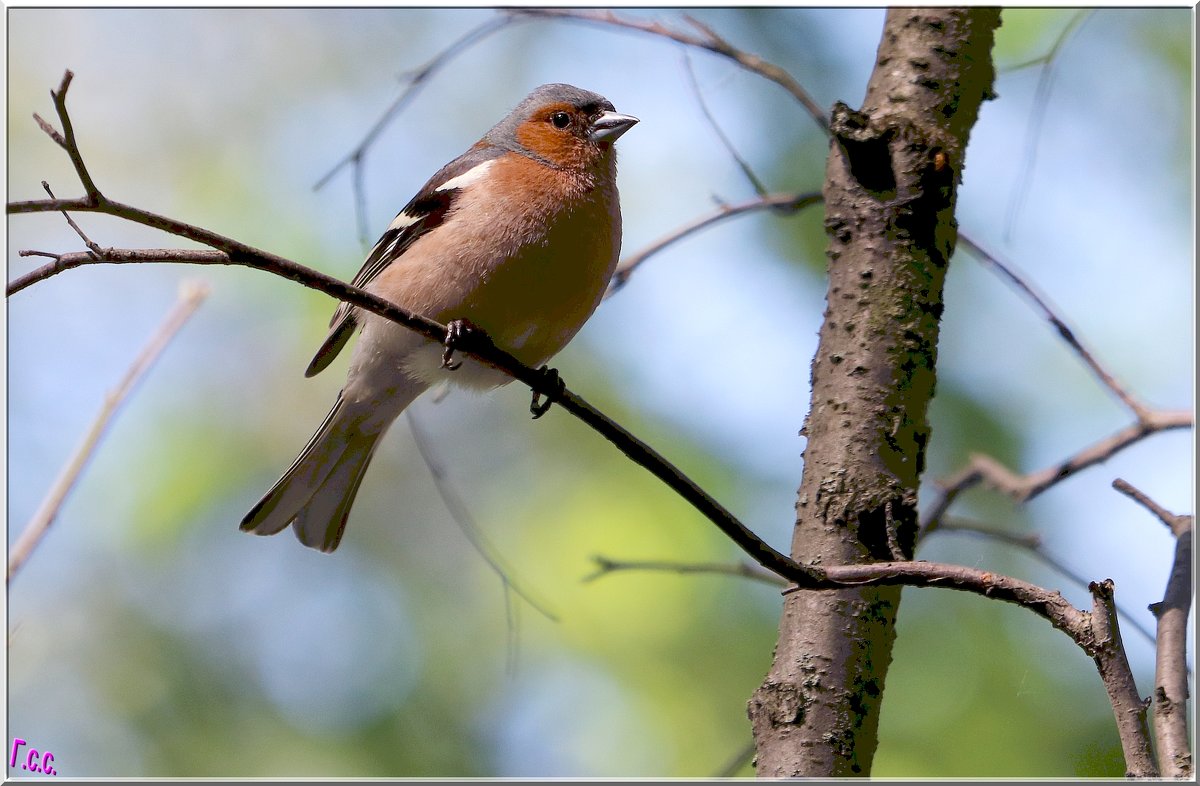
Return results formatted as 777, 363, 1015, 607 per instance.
240, 381, 422, 552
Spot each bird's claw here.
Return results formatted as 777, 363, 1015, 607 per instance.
530, 366, 564, 419
441, 318, 479, 371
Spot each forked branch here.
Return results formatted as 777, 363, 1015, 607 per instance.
1114, 479, 1193, 778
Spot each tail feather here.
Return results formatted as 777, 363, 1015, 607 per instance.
240, 378, 421, 551
290, 425, 385, 552
241, 393, 354, 536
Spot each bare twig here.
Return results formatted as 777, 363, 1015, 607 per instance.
312, 15, 521, 244
350, 150, 369, 249
933, 517, 1043, 550
7, 281, 210, 583
958, 234, 1153, 421
406, 410, 558, 622
787, 557, 1092, 638
922, 409, 1193, 533
33, 112, 66, 147
9, 248, 230, 296
1002, 10, 1093, 73
584, 555, 787, 587
1113, 479, 1194, 778
682, 50, 769, 198
931, 517, 1159, 649
1002, 10, 1094, 240
509, 9, 830, 133
606, 191, 822, 296
40, 181, 104, 257
313, 15, 516, 191
714, 739, 756, 777
1087, 579, 1157, 777
1112, 478, 1191, 538
43, 71, 101, 201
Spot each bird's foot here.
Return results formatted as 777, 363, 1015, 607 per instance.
441, 318, 482, 371
530, 366, 564, 419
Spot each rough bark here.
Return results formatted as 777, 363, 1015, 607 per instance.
749, 8, 1002, 776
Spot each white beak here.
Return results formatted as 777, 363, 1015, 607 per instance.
590, 111, 639, 143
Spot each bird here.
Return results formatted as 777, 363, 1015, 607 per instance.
240, 83, 638, 553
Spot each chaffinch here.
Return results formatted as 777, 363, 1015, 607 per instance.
241, 83, 638, 552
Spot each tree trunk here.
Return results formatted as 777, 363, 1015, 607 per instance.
749, 8, 1002, 776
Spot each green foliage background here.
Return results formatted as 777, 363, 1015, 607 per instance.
6, 8, 1193, 778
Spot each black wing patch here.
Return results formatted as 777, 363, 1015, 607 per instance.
304, 146, 499, 377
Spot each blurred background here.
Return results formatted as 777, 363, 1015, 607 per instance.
5, 8, 1193, 778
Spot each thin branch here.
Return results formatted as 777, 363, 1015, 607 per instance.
584, 555, 787, 587
313, 14, 516, 193
930, 517, 1160, 650
9, 195, 93, 215
933, 517, 1042, 550
591, 518, 1159, 658
350, 148, 370, 249
406, 410, 558, 622
411, 406, 547, 678
790, 559, 1091, 637
922, 409, 1193, 533
958, 234, 1153, 422
7, 281, 210, 583
1087, 579, 1158, 777
509, 8, 830, 133
1113, 479, 1194, 778
13, 244, 817, 588
606, 191, 822, 296
714, 739, 756, 778
40, 181, 104, 257
308, 9, 823, 302
33, 111, 66, 147
1002, 10, 1094, 240
682, 50, 770, 198
1112, 478, 1191, 538
1002, 10, 1093, 73
44, 70, 101, 201
312, 15, 521, 244
10, 248, 232, 296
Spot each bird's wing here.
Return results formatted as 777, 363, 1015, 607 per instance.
304, 144, 501, 378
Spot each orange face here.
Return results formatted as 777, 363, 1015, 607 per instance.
515, 102, 613, 172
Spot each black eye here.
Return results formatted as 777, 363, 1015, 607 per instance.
550, 111, 571, 129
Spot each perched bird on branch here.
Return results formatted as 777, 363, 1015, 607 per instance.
241, 83, 637, 552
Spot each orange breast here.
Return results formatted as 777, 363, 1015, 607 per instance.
369, 152, 622, 369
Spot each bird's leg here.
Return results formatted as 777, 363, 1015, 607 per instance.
440, 318, 482, 371
530, 366, 564, 419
